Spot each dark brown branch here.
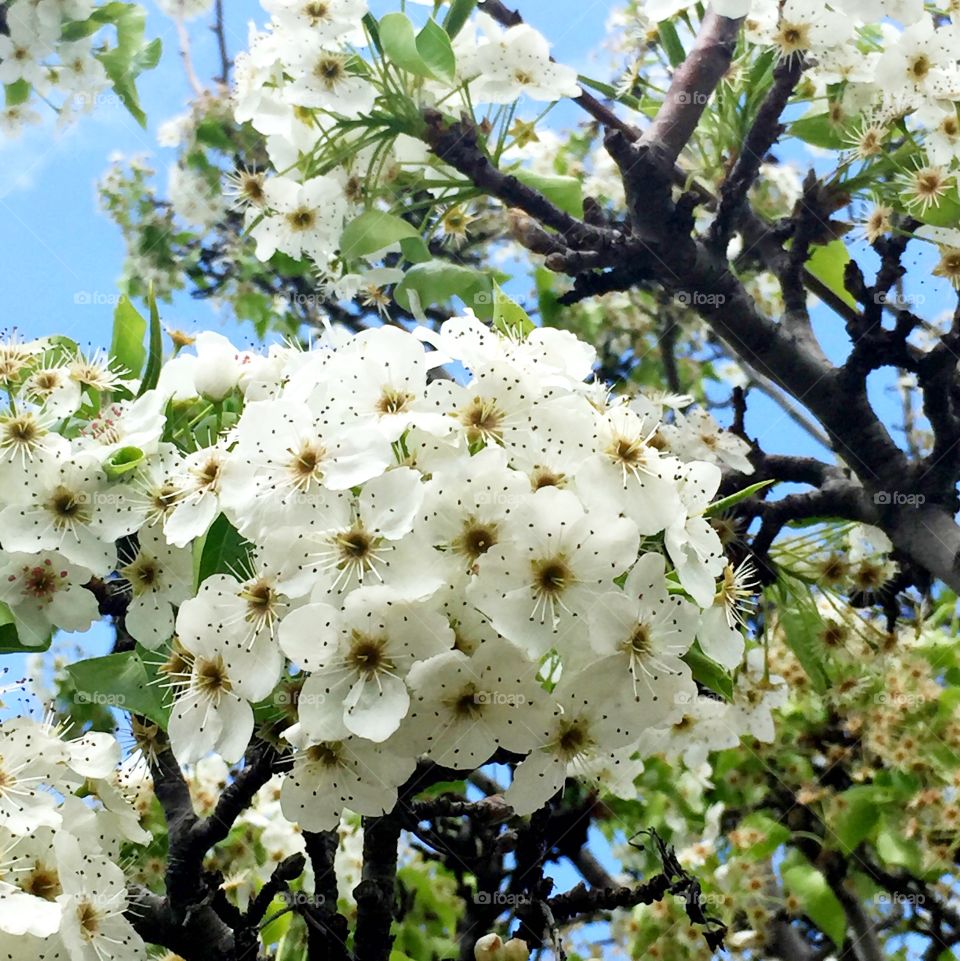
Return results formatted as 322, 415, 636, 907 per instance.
212, 0, 231, 86
303, 830, 351, 961
126, 886, 236, 961
639, 11, 742, 170
354, 809, 403, 961
711, 55, 805, 250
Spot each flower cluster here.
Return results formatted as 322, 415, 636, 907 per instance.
0, 0, 158, 134
0, 708, 148, 961
0, 317, 762, 836
223, 0, 960, 304
228, 0, 580, 281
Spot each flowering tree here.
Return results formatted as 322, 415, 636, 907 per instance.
5, 1, 960, 960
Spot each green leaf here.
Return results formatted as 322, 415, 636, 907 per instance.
790, 113, 850, 150
380, 13, 433, 79
0, 601, 50, 653
513, 169, 584, 218
416, 19, 456, 84
66, 650, 169, 726
95, 4, 162, 127
806, 238, 857, 311
110, 296, 147, 380
363, 12, 383, 54
194, 514, 250, 589
831, 786, 884, 854
4, 80, 31, 107
575, 74, 645, 113
260, 895, 293, 946
782, 860, 847, 948
910, 187, 960, 228
195, 118, 233, 151
876, 825, 923, 874
340, 210, 420, 260
139, 284, 164, 396
399, 235, 432, 264
393, 262, 494, 318
682, 643, 733, 700
705, 479, 774, 516
61, 2, 134, 40
103, 446, 144, 479
657, 20, 686, 66
491, 282, 535, 338
443, 0, 476, 38
773, 576, 831, 694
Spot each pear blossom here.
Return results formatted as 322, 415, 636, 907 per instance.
278, 586, 453, 741
0, 551, 98, 646
460, 16, 581, 104
504, 662, 640, 816
119, 525, 193, 650
583, 552, 698, 712
0, 456, 139, 574
404, 637, 551, 768
251, 175, 350, 263
469, 488, 640, 656
279, 723, 416, 831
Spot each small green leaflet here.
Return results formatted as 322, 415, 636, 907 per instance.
62, 3, 163, 127
0, 601, 50, 654
781, 857, 847, 948
393, 262, 494, 318
704, 479, 773, 516
66, 649, 169, 727
491, 282, 535, 338
193, 513, 251, 590
340, 210, 420, 260
789, 113, 850, 150
682, 643, 734, 700
806, 239, 857, 311
773, 575, 831, 693
443, 0, 476, 38
379, 13, 456, 84
657, 20, 686, 67
513, 169, 584, 218
4, 80, 30, 107
415, 19, 456, 85
110, 296, 147, 381
103, 446, 145, 479
139, 283, 164, 396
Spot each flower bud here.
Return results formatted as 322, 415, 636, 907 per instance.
501, 938, 530, 961
474, 933, 503, 961
192, 331, 241, 400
